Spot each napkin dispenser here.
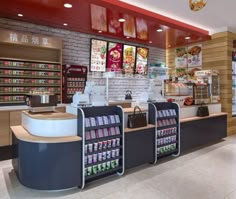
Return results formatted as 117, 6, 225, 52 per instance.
25, 92, 57, 108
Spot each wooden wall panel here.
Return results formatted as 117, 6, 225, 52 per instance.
166, 31, 236, 136
0, 112, 10, 146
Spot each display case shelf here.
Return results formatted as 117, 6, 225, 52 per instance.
85, 156, 122, 167
157, 141, 177, 148
157, 115, 178, 120
157, 124, 178, 130
157, 132, 177, 139
85, 134, 122, 144
157, 149, 178, 158
85, 123, 122, 131
0, 66, 61, 72
0, 75, 60, 79
0, 57, 61, 64
0, 84, 60, 87
85, 146, 122, 156
85, 166, 122, 181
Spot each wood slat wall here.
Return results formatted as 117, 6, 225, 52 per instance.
166, 31, 236, 136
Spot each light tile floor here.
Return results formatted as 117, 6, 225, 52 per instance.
1, 135, 236, 199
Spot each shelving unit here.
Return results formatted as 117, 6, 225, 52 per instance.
0, 29, 63, 106
77, 106, 124, 188
149, 102, 180, 163
62, 65, 87, 103
0, 59, 61, 105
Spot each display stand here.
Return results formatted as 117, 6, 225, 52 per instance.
77, 106, 124, 189
62, 65, 87, 103
149, 102, 180, 163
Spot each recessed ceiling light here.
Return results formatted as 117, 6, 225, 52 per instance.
64, 3, 72, 8
126, 36, 130, 39
18, 14, 23, 17
185, 36, 191, 40
98, 30, 103, 33
156, 29, 163, 32
118, 18, 126, 22
63, 23, 68, 26
149, 41, 153, 43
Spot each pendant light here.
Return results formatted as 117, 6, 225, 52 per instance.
189, 0, 207, 11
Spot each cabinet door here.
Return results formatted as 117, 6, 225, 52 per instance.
10, 111, 22, 145
0, 112, 10, 146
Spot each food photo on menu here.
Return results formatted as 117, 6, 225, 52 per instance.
123, 14, 136, 38
122, 45, 136, 74
90, 39, 107, 72
90, 4, 107, 32
135, 47, 149, 75
136, 18, 148, 40
107, 42, 123, 72
108, 10, 123, 35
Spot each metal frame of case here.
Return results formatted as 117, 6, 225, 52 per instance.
77, 106, 124, 189
148, 102, 180, 164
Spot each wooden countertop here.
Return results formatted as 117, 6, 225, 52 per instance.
11, 126, 81, 143
125, 124, 155, 133
123, 107, 148, 113
22, 110, 76, 120
0, 104, 66, 112
180, 112, 227, 123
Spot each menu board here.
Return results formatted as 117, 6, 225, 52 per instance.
107, 42, 123, 72
135, 47, 149, 75
90, 39, 107, 72
122, 45, 136, 74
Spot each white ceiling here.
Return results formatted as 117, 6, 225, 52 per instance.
120, 0, 236, 35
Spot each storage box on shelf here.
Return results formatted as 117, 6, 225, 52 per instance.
149, 102, 180, 162
62, 65, 87, 103
0, 59, 62, 105
77, 106, 124, 188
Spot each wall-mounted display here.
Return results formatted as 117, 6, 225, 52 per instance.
136, 18, 148, 40
135, 47, 149, 75
107, 42, 123, 72
175, 45, 202, 68
90, 4, 107, 32
187, 45, 202, 67
175, 47, 187, 68
123, 14, 136, 38
108, 10, 123, 35
90, 39, 107, 72
122, 45, 136, 74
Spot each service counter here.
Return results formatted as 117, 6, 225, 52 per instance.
10, 104, 227, 190
180, 112, 227, 152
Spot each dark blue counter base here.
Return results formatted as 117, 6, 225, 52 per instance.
12, 134, 82, 190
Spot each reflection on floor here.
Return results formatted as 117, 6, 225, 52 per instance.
1, 135, 236, 199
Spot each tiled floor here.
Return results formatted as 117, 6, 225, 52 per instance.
1, 135, 236, 199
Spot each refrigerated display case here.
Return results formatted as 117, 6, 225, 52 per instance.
62, 65, 87, 103
194, 70, 220, 104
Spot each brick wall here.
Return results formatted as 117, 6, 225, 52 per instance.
0, 18, 166, 100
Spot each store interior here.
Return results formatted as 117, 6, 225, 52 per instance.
0, 0, 236, 198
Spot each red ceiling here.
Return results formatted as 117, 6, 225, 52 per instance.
0, 0, 211, 48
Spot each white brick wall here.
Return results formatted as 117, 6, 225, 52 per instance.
0, 18, 166, 100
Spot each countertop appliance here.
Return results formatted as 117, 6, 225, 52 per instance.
25, 91, 58, 113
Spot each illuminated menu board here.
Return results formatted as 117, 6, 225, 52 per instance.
107, 42, 123, 72
90, 39, 107, 72
122, 45, 136, 74
135, 47, 149, 75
